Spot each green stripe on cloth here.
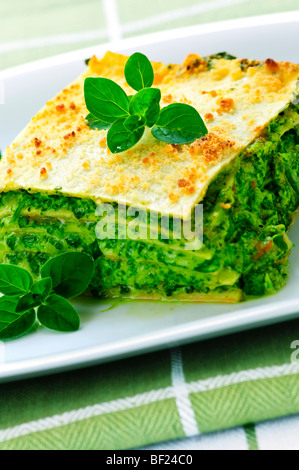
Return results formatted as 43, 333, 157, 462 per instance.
182, 320, 299, 381
244, 424, 259, 450
0, 318, 299, 450
0, 350, 173, 428
190, 373, 299, 433
0, 400, 184, 450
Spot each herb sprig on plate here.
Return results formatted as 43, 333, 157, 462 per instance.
84, 52, 208, 153
0, 252, 94, 340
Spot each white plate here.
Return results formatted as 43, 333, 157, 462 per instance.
0, 11, 299, 383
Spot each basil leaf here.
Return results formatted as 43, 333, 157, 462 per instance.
107, 119, 145, 154
31, 277, 52, 299
85, 113, 111, 130
151, 103, 208, 144
0, 295, 20, 312
123, 115, 145, 131
0, 265, 33, 296
84, 77, 129, 123
124, 52, 154, 91
0, 296, 36, 340
16, 293, 42, 313
40, 252, 94, 299
129, 88, 161, 127
38, 295, 80, 332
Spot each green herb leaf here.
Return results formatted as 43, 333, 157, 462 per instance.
31, 277, 53, 299
124, 52, 154, 91
129, 88, 161, 127
15, 293, 41, 313
0, 265, 33, 296
37, 295, 80, 332
84, 52, 209, 152
85, 113, 111, 130
40, 252, 94, 299
123, 114, 145, 131
0, 296, 36, 339
0, 295, 20, 312
84, 77, 130, 123
15, 277, 53, 313
151, 103, 208, 144
107, 118, 145, 154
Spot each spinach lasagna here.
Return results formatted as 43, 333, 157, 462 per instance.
0, 52, 298, 302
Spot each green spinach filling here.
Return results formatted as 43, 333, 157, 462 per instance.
0, 103, 298, 300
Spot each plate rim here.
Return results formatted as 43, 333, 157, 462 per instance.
1, 10, 299, 78
1, 295, 299, 383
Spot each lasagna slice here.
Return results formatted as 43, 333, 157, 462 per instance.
0, 52, 298, 302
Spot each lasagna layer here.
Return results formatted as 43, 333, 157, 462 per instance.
0, 52, 298, 219
0, 104, 298, 301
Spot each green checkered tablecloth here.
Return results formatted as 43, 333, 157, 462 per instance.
1, 319, 299, 450
1, 0, 299, 451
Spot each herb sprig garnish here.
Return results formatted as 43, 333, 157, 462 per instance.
84, 52, 208, 153
0, 252, 94, 340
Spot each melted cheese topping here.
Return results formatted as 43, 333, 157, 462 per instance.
1, 52, 298, 218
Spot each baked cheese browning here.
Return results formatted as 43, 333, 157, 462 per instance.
0, 52, 298, 218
